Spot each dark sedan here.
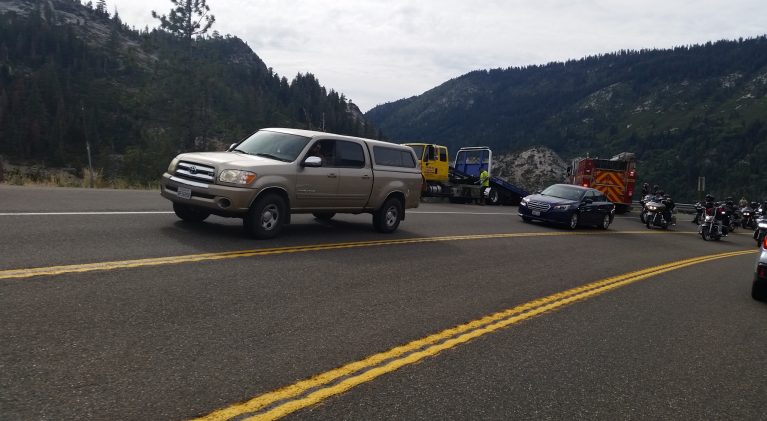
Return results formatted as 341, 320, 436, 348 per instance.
518, 184, 615, 229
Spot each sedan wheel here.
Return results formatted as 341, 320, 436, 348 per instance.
600, 214, 611, 230
568, 213, 578, 230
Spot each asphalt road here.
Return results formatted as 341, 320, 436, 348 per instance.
1, 184, 765, 420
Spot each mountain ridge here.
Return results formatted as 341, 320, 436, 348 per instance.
367, 37, 767, 201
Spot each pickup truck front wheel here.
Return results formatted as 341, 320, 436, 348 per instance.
173, 203, 210, 223
373, 197, 403, 233
244, 193, 287, 239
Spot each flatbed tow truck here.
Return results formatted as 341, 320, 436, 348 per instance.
404, 143, 529, 205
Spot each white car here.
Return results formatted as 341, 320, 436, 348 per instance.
753, 235, 767, 301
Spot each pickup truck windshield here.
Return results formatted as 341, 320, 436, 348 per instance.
234, 130, 311, 162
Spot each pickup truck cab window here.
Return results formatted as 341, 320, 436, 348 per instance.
308, 139, 365, 168
308, 139, 336, 166
336, 140, 366, 168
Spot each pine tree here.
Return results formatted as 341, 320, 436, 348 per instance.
95, 0, 107, 16
151, 0, 215, 44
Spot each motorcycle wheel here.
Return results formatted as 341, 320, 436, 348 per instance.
701, 230, 709, 241
646, 220, 651, 229
640, 212, 646, 223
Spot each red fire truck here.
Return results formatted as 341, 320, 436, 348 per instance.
569, 152, 636, 213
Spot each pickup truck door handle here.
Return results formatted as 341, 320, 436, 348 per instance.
327, 173, 337, 178
362, 175, 371, 179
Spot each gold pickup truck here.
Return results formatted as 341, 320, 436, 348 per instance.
160, 128, 422, 239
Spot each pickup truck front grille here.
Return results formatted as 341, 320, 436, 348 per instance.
175, 161, 216, 184
527, 201, 551, 212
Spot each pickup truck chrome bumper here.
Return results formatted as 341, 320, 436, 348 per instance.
160, 173, 257, 213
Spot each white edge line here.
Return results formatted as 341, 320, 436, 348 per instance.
0, 211, 176, 216
409, 211, 511, 215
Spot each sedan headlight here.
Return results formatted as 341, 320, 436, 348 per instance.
218, 169, 257, 185
520, 198, 529, 207
167, 157, 180, 173
553, 204, 572, 210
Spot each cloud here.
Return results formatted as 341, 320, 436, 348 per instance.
110, 0, 767, 111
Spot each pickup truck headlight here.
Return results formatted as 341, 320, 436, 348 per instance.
167, 157, 180, 173
219, 169, 257, 185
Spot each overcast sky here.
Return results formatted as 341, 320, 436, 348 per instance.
106, 0, 767, 112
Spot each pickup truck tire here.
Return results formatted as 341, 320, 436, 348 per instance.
373, 197, 403, 233
244, 193, 287, 239
173, 203, 210, 223
313, 212, 335, 220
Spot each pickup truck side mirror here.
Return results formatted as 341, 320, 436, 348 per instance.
303, 156, 322, 167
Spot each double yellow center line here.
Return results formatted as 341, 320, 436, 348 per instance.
1, 230, 686, 281
193, 248, 756, 421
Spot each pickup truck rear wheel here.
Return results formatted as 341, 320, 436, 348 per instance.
373, 197, 403, 233
244, 193, 287, 239
173, 203, 210, 223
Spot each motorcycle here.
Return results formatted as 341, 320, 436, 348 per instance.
754, 216, 767, 247
727, 206, 741, 233
699, 203, 728, 241
692, 201, 704, 225
645, 199, 674, 229
639, 194, 653, 223
741, 205, 757, 229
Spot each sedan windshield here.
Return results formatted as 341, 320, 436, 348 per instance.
233, 130, 311, 162
540, 185, 584, 201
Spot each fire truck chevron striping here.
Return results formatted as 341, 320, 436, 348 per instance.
569, 152, 636, 213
